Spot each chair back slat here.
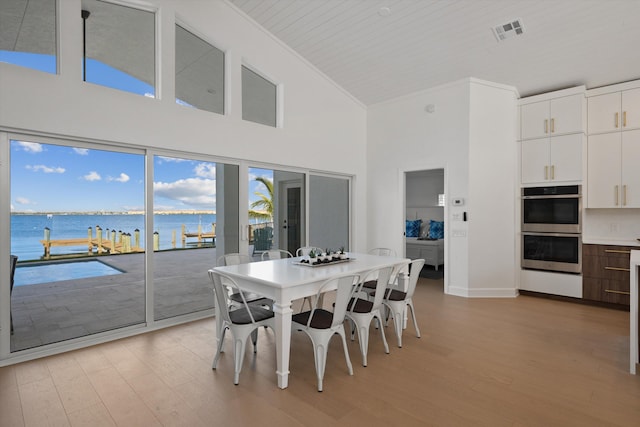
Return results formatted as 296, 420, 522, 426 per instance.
217, 253, 252, 266
208, 270, 257, 324
262, 249, 293, 261
368, 247, 396, 257
405, 259, 425, 299
350, 266, 393, 312
307, 274, 359, 328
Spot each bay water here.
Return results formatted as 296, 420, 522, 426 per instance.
11, 213, 216, 261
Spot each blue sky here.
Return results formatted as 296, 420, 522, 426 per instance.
4, 52, 272, 213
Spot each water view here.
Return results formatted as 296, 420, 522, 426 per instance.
11, 213, 217, 261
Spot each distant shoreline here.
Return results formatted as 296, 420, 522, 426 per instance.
11, 211, 216, 215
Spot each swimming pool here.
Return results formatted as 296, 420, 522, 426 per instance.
14, 260, 123, 286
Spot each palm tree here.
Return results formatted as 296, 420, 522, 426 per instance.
249, 176, 273, 223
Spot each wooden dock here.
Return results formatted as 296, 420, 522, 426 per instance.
180, 224, 215, 247
40, 226, 144, 260
39, 223, 217, 259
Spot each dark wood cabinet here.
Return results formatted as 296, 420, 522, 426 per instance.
583, 244, 633, 306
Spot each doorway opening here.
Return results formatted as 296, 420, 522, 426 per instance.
404, 168, 445, 281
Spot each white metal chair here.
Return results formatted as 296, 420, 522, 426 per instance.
368, 247, 397, 257
217, 253, 272, 306
295, 246, 324, 257
363, 248, 398, 291
382, 259, 425, 348
345, 266, 394, 367
208, 270, 275, 385
292, 273, 360, 391
261, 249, 293, 261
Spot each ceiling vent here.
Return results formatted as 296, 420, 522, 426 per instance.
492, 19, 524, 42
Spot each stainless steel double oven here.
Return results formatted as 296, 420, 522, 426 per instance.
521, 185, 582, 274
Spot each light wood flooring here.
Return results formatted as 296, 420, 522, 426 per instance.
1, 278, 639, 426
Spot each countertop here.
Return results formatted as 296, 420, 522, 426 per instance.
582, 237, 640, 247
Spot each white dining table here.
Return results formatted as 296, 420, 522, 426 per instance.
213, 252, 409, 389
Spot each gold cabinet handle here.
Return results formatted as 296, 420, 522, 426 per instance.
604, 266, 631, 272
623, 111, 627, 127
551, 118, 555, 133
544, 119, 548, 134
544, 165, 548, 180
623, 184, 627, 206
615, 112, 619, 128
614, 185, 619, 206
604, 249, 632, 254
604, 289, 631, 295
551, 165, 555, 180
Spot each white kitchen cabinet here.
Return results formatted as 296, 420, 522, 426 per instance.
588, 87, 640, 134
521, 94, 585, 140
587, 129, 640, 208
521, 133, 583, 184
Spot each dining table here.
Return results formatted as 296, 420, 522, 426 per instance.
213, 252, 410, 389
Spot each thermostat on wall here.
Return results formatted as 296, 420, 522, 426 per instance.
452, 198, 465, 206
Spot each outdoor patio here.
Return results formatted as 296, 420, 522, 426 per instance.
9, 247, 236, 352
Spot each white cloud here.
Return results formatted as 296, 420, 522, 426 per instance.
73, 148, 89, 155
108, 173, 130, 183
194, 163, 216, 179
83, 171, 101, 181
26, 164, 65, 174
15, 197, 34, 205
154, 178, 216, 208
10, 204, 14, 211
16, 141, 43, 153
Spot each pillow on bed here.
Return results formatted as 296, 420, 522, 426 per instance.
405, 219, 422, 237
429, 220, 444, 239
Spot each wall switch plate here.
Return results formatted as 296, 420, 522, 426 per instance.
452, 229, 466, 237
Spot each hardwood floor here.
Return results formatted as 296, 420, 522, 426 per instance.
1, 278, 639, 426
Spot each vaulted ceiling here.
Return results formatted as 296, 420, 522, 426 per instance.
3, 1, 639, 106
228, 0, 640, 104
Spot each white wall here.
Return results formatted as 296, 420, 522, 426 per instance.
367, 79, 471, 293
367, 78, 518, 296
0, 0, 368, 248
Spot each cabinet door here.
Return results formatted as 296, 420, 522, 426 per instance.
549, 133, 582, 182
621, 129, 640, 207
588, 92, 621, 134
621, 87, 640, 131
587, 133, 621, 208
521, 101, 549, 140
521, 138, 549, 184
549, 94, 584, 135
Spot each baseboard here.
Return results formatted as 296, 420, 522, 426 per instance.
447, 286, 518, 298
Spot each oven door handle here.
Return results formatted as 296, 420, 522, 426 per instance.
522, 194, 581, 200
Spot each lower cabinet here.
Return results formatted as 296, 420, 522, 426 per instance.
582, 244, 633, 306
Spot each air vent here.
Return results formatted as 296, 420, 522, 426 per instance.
492, 18, 524, 42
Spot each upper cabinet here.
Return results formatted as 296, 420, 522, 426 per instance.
521, 92, 586, 140
519, 87, 586, 185
521, 134, 584, 185
588, 87, 640, 134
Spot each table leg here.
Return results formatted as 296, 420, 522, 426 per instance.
273, 300, 294, 388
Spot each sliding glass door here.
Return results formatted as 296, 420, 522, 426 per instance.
247, 167, 304, 257
152, 155, 221, 320
3, 135, 350, 357
9, 138, 146, 352
308, 174, 350, 252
